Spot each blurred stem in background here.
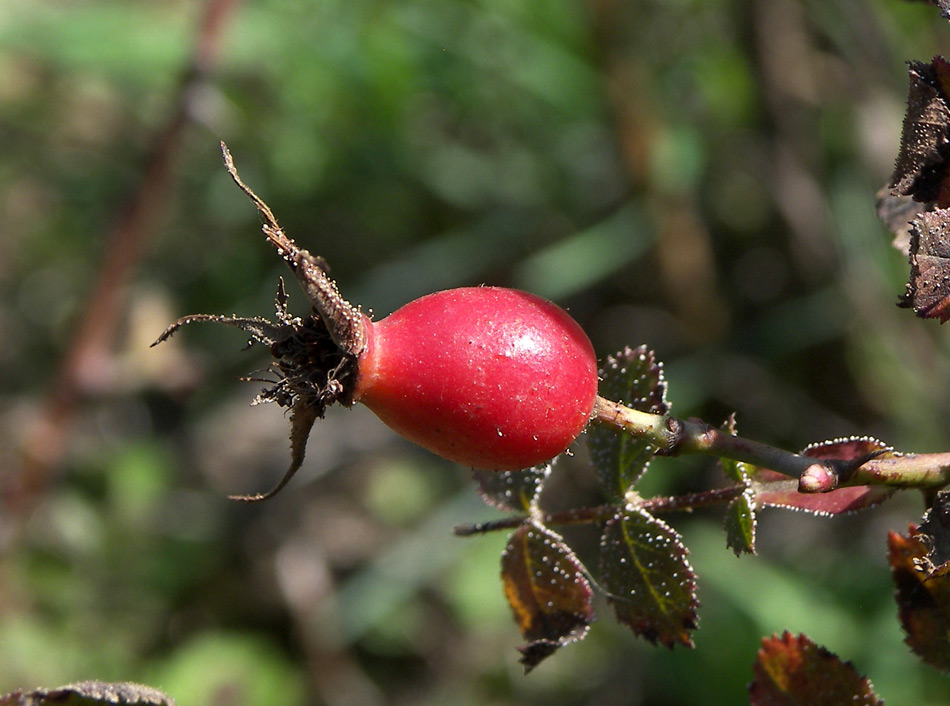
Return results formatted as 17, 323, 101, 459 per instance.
9, 0, 241, 520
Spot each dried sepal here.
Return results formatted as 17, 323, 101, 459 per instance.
153, 149, 371, 501
220, 142, 367, 356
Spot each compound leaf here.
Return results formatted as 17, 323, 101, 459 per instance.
500, 523, 594, 672
600, 507, 698, 648
749, 632, 883, 706
589, 346, 668, 499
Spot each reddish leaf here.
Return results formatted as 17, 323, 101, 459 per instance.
473, 464, 551, 513
725, 488, 757, 556
900, 210, 950, 321
800, 436, 891, 463
589, 346, 668, 499
753, 438, 895, 516
890, 57, 950, 207
749, 632, 883, 706
600, 508, 698, 648
501, 523, 594, 672
888, 494, 950, 672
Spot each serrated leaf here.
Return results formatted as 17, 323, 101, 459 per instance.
500, 523, 594, 672
891, 57, 950, 206
749, 632, 884, 706
589, 346, 669, 499
888, 496, 950, 672
900, 209, 950, 321
753, 438, 896, 516
600, 507, 698, 648
472, 464, 551, 512
0, 682, 178, 706
724, 488, 757, 556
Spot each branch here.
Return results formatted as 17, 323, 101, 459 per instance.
453, 487, 746, 536
9, 0, 241, 517
592, 396, 950, 491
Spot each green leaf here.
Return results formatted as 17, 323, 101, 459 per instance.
724, 487, 756, 556
0, 682, 177, 706
749, 632, 884, 706
472, 464, 551, 512
500, 523, 595, 672
599, 507, 698, 648
588, 346, 668, 500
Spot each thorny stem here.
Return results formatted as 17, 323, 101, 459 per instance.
456, 397, 950, 537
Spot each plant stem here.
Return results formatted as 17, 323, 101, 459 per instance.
592, 396, 950, 490
453, 487, 746, 536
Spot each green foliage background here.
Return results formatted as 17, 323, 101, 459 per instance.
2, 0, 950, 704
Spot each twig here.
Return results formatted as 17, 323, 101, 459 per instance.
592, 396, 950, 491
9, 0, 241, 516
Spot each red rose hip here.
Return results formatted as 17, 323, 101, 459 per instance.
355, 287, 598, 470
154, 145, 601, 500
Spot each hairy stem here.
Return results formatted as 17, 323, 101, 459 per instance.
453, 487, 745, 536
592, 396, 950, 491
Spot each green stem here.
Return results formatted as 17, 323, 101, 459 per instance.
592, 396, 950, 490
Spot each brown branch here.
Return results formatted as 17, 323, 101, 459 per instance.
9, 0, 242, 516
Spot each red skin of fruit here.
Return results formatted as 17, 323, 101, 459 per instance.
354, 287, 598, 470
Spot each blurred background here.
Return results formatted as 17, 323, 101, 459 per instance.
2, 0, 950, 703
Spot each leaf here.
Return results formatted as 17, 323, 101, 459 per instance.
890, 57, 950, 206
918, 490, 950, 566
888, 492, 950, 672
600, 507, 698, 648
472, 464, 551, 512
749, 632, 884, 706
753, 437, 895, 516
899, 210, 950, 321
0, 682, 178, 706
500, 523, 595, 672
588, 346, 669, 499
876, 187, 929, 256
724, 487, 757, 556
